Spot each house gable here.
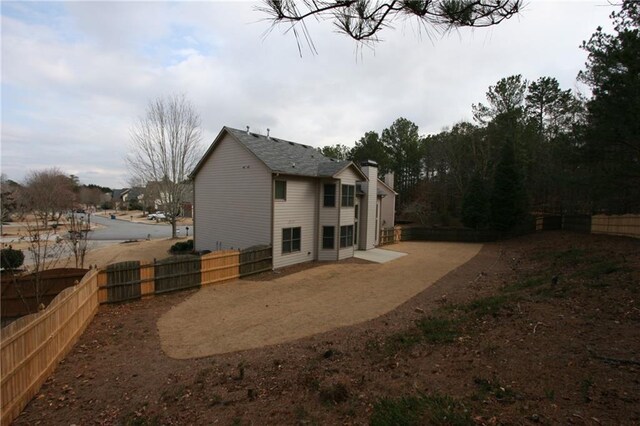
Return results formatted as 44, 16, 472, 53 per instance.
193, 132, 272, 251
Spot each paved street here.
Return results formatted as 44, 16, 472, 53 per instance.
3, 215, 191, 267
87, 214, 190, 240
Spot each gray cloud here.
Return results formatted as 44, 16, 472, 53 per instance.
1, 1, 613, 187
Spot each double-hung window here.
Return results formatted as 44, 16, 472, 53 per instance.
340, 225, 354, 248
322, 226, 335, 249
275, 180, 286, 200
341, 184, 354, 207
282, 227, 301, 254
323, 183, 336, 207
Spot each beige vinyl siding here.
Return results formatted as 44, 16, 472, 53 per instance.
273, 176, 318, 269
318, 180, 339, 261
194, 133, 272, 251
336, 167, 360, 260
378, 181, 396, 229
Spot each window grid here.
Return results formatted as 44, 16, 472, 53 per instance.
282, 227, 301, 254
340, 225, 354, 248
341, 184, 354, 207
275, 180, 286, 200
323, 183, 336, 207
322, 226, 335, 250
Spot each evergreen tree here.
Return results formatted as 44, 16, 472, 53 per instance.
461, 172, 490, 229
490, 140, 527, 231
381, 118, 424, 208
319, 144, 351, 160
350, 131, 392, 174
579, 1, 640, 213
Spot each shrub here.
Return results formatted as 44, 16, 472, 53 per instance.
170, 239, 194, 253
1, 246, 24, 270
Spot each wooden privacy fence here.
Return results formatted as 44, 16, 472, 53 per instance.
391, 226, 502, 243
240, 245, 272, 276
591, 214, 640, 238
155, 255, 201, 294
382, 214, 639, 246
532, 214, 638, 238
97, 246, 272, 304
1, 268, 89, 319
379, 227, 397, 246
105, 261, 141, 302
562, 215, 592, 233
0, 270, 99, 426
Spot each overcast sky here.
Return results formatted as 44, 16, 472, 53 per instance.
1, 1, 615, 188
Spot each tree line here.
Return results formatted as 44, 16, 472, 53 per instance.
319, 2, 639, 231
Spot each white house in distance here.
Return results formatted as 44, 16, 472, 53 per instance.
190, 126, 396, 269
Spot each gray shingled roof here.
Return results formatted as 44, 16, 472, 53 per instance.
356, 182, 387, 197
225, 127, 352, 178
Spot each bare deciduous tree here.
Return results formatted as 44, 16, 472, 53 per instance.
126, 94, 202, 238
65, 212, 91, 269
258, 0, 522, 54
19, 168, 76, 225
78, 186, 105, 210
15, 173, 71, 310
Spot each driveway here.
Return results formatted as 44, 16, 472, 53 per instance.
158, 241, 482, 359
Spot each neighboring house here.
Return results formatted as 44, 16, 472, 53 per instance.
146, 180, 193, 217
191, 126, 396, 269
181, 187, 193, 218
112, 187, 145, 210
111, 188, 129, 210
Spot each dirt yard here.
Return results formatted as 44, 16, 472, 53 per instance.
159, 242, 481, 358
13, 232, 640, 425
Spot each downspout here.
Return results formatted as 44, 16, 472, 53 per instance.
192, 178, 197, 250
315, 179, 320, 262
271, 173, 276, 270
334, 179, 342, 261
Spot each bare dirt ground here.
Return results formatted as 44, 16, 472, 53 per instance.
14, 232, 640, 425
159, 242, 482, 358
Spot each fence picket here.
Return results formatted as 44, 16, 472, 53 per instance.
0, 270, 99, 426
154, 255, 201, 294
104, 261, 141, 303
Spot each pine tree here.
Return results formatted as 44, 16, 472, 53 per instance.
461, 173, 490, 229
490, 140, 527, 231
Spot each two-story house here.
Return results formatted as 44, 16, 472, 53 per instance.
191, 126, 396, 269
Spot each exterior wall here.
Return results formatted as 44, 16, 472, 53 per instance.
194, 133, 272, 251
318, 179, 339, 262
375, 198, 381, 246
336, 167, 360, 260
360, 165, 378, 250
378, 181, 396, 230
273, 176, 318, 269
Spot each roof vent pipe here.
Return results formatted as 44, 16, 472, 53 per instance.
267, 128, 270, 139
246, 125, 250, 134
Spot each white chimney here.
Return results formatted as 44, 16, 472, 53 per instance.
384, 172, 394, 189
359, 160, 378, 250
